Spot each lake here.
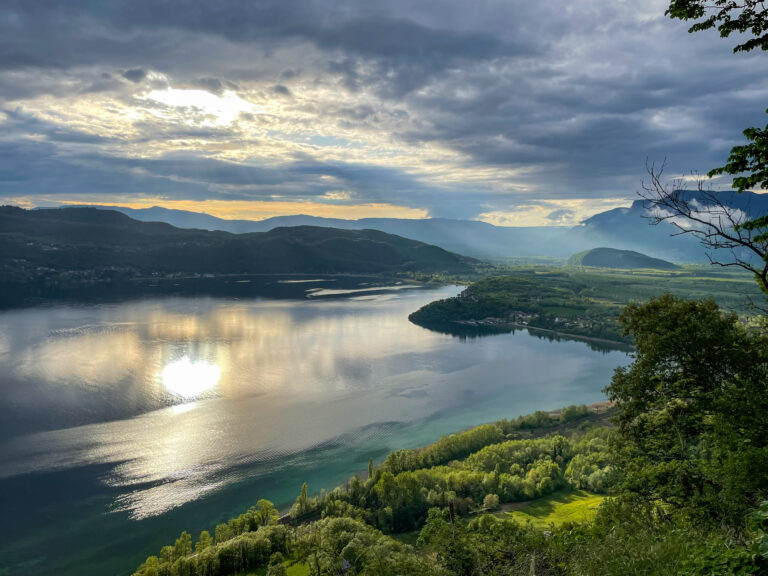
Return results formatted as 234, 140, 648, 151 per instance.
0, 281, 629, 576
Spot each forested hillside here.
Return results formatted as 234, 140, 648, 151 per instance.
408, 267, 762, 343
127, 295, 768, 576
567, 248, 679, 270
0, 206, 477, 306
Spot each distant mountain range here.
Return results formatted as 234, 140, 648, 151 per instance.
86, 205, 569, 261
83, 189, 768, 263
0, 206, 477, 281
567, 248, 679, 270
565, 190, 768, 263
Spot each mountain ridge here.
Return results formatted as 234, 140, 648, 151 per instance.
0, 206, 478, 308
76, 189, 768, 262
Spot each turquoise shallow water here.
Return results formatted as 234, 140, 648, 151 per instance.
0, 284, 629, 576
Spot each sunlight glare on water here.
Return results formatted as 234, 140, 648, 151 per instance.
0, 288, 630, 576
161, 356, 220, 399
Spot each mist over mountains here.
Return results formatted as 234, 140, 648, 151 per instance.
92, 206, 568, 261
87, 189, 768, 263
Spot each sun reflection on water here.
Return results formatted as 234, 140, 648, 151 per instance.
161, 356, 220, 399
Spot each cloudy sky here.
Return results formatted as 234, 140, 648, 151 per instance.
1, 0, 765, 225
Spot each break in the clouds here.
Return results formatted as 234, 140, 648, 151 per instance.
1, 0, 766, 225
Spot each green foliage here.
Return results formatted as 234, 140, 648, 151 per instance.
291, 483, 326, 521
0, 207, 479, 307
266, 563, 288, 576
568, 247, 679, 270
706, 115, 768, 293
315, 427, 616, 534
195, 531, 213, 554
133, 502, 287, 576
253, 499, 280, 527
506, 490, 605, 528
409, 273, 629, 343
665, 0, 768, 295
383, 423, 505, 474
409, 267, 763, 344
607, 294, 768, 521
710, 119, 768, 196
666, 0, 768, 53
294, 517, 445, 576
564, 429, 617, 492
131, 290, 768, 576
482, 494, 500, 510
559, 405, 591, 424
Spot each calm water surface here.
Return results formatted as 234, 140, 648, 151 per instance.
0, 283, 629, 576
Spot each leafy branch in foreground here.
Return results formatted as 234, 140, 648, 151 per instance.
658, 0, 768, 296
666, 0, 768, 53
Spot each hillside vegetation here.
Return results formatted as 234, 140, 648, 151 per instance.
0, 206, 477, 306
125, 294, 768, 576
567, 247, 679, 270
409, 266, 763, 343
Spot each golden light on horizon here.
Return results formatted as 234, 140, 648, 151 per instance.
59, 198, 430, 221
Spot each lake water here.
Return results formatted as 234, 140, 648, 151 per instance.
0, 282, 629, 576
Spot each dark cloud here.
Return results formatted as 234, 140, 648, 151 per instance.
0, 129, 493, 217
121, 68, 148, 83
1, 0, 766, 220
271, 84, 292, 97
191, 77, 241, 94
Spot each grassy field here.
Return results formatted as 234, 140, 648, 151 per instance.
391, 530, 421, 547
503, 490, 606, 528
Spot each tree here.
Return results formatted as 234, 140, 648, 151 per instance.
252, 499, 279, 526
266, 564, 287, 576
642, 159, 768, 295
215, 523, 232, 544
482, 494, 499, 510
606, 294, 768, 520
172, 531, 192, 561
643, 2, 768, 295
196, 530, 213, 553
666, 0, 768, 53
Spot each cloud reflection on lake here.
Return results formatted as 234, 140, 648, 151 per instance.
0, 285, 628, 527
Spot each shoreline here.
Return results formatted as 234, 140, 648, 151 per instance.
491, 321, 631, 348
414, 316, 632, 348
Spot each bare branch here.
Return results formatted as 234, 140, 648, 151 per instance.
640, 161, 768, 294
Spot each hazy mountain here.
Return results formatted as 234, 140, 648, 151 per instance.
86, 206, 571, 260
84, 189, 768, 263
1, 206, 477, 278
567, 248, 680, 270
564, 190, 768, 263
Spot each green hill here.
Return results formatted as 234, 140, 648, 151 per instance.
0, 206, 478, 305
408, 274, 631, 343
567, 247, 679, 270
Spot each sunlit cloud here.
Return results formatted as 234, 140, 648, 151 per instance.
321, 190, 354, 201
140, 88, 261, 127
479, 198, 632, 227
0, 0, 765, 221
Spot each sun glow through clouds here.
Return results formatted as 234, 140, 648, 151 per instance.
161, 356, 220, 399
142, 88, 257, 126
